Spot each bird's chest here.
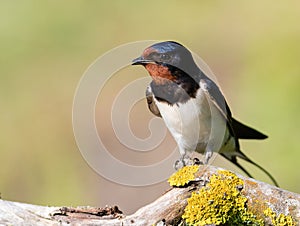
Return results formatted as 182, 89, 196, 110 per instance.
154, 89, 212, 145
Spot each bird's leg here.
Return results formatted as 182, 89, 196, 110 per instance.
204, 149, 213, 164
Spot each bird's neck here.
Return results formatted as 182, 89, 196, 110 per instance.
150, 69, 200, 105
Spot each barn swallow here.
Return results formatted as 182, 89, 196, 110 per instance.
132, 41, 278, 186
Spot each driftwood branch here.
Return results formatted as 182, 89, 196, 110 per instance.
0, 165, 299, 225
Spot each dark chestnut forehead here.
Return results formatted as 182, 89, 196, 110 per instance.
142, 47, 157, 58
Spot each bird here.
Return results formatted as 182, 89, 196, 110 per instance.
132, 41, 279, 186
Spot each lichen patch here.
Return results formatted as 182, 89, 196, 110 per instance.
168, 165, 200, 187
182, 170, 263, 225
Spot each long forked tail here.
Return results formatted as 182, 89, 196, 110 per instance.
221, 151, 279, 187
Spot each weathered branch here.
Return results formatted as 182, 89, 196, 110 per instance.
0, 165, 299, 225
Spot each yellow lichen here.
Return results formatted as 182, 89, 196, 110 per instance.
182, 170, 263, 225
264, 207, 295, 226
168, 165, 199, 187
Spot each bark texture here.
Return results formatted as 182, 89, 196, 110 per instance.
0, 165, 299, 225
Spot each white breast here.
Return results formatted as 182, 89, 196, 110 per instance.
154, 88, 234, 156
154, 89, 210, 154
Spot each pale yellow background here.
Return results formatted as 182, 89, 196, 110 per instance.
1, 1, 299, 214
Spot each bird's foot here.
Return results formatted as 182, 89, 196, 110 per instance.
174, 159, 183, 170
174, 156, 204, 170
174, 155, 193, 170
192, 157, 204, 165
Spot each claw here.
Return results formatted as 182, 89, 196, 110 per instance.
193, 157, 204, 165
174, 155, 194, 170
174, 159, 184, 170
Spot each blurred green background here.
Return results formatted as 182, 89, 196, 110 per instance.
0, 1, 299, 214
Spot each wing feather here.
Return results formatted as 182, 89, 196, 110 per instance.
146, 86, 161, 117
200, 76, 268, 140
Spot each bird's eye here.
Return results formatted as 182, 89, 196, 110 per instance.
160, 54, 170, 61
148, 52, 157, 58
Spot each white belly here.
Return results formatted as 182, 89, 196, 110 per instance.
155, 89, 234, 155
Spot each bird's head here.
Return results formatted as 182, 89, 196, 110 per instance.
132, 41, 199, 82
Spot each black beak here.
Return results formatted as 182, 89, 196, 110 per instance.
132, 56, 152, 65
